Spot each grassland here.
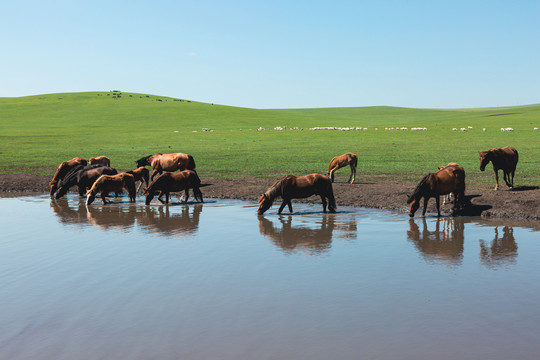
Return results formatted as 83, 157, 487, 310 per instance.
1, 92, 538, 186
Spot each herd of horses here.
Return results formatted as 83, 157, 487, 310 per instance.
49, 146, 519, 218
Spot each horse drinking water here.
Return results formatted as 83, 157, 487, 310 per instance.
327, 153, 357, 184
407, 165, 466, 217
136, 153, 196, 181
479, 146, 518, 190
49, 157, 87, 196
86, 173, 136, 205
257, 173, 337, 215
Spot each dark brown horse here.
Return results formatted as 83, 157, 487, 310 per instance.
136, 153, 196, 181
55, 165, 117, 199
407, 165, 466, 217
125, 166, 150, 192
144, 170, 203, 205
49, 157, 87, 196
257, 174, 337, 215
86, 173, 136, 205
327, 152, 357, 184
479, 146, 518, 189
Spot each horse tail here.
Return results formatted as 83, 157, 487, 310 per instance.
351, 154, 358, 168
187, 154, 196, 170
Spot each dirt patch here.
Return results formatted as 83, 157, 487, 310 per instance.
1, 173, 539, 220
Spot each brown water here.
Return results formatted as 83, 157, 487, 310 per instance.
1, 194, 540, 359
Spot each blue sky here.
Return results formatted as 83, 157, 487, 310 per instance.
1, 0, 538, 109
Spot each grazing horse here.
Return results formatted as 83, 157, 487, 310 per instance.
479, 146, 518, 190
55, 165, 117, 199
86, 173, 136, 205
144, 170, 203, 205
49, 157, 87, 196
89, 156, 111, 167
125, 166, 150, 192
407, 165, 466, 217
327, 152, 357, 184
136, 153, 196, 181
257, 173, 337, 215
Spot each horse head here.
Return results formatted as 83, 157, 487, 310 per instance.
407, 194, 421, 217
49, 181, 59, 196
257, 193, 272, 215
86, 189, 97, 205
479, 151, 491, 171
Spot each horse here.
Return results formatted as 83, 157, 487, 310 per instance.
49, 157, 87, 196
327, 152, 357, 184
125, 166, 150, 192
143, 170, 203, 205
438, 163, 459, 205
407, 165, 466, 217
89, 156, 111, 167
479, 146, 518, 190
257, 173, 337, 215
136, 153, 196, 181
86, 173, 136, 205
55, 165, 118, 199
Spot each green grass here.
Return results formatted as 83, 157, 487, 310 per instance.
1, 91, 539, 187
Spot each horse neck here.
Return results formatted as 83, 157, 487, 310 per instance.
265, 181, 283, 202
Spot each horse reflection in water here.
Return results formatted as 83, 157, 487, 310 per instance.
407, 217, 465, 265
258, 215, 357, 255
50, 197, 202, 236
137, 204, 202, 236
479, 226, 517, 268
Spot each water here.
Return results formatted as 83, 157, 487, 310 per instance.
1, 194, 540, 360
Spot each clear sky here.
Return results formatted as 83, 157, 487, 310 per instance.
1, 0, 538, 109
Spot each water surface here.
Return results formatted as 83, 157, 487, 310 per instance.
1, 194, 539, 359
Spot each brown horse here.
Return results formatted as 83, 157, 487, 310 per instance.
86, 173, 136, 205
257, 173, 337, 215
144, 170, 203, 205
407, 165, 466, 217
136, 153, 196, 181
327, 152, 357, 184
125, 166, 150, 192
89, 156, 111, 167
49, 157, 87, 196
438, 163, 459, 204
479, 146, 518, 190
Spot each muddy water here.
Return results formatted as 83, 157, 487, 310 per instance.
1, 194, 540, 360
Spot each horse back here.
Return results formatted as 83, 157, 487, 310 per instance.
283, 174, 331, 198
434, 165, 465, 195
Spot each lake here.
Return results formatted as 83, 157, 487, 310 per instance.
1, 194, 539, 360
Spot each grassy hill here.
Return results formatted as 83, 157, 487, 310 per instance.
1, 91, 539, 186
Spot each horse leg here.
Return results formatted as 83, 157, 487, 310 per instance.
422, 197, 429, 216
194, 187, 203, 202
329, 167, 337, 182
287, 201, 293, 213
435, 196, 441, 217
101, 192, 109, 204
150, 169, 160, 181
278, 200, 287, 214
493, 168, 500, 190
321, 195, 326, 214
348, 164, 356, 184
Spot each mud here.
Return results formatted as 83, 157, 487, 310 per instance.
1, 173, 539, 220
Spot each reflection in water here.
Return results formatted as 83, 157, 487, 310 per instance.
50, 197, 202, 236
407, 217, 465, 265
480, 226, 517, 268
258, 214, 357, 254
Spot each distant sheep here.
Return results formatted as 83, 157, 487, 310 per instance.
501, 128, 514, 132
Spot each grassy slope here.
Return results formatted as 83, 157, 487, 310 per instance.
1, 92, 539, 185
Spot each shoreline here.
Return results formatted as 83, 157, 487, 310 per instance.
1, 173, 539, 220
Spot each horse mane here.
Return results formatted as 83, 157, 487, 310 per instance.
136, 153, 162, 165
264, 177, 286, 202
408, 173, 432, 203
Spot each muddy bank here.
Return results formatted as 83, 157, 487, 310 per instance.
1, 173, 539, 220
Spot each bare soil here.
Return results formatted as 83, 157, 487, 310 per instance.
1, 173, 539, 220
